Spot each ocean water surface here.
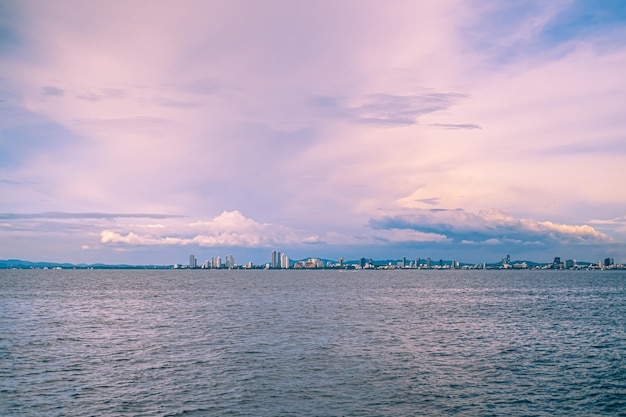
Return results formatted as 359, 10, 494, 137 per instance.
1, 269, 624, 416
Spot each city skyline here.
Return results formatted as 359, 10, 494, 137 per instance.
1, 1, 626, 264
3, 250, 622, 270
170, 250, 624, 270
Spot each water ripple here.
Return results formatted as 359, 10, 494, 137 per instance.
1, 269, 624, 416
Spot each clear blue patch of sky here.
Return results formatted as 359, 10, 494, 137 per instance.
0, 2, 27, 58
541, 0, 626, 43
466, 1, 626, 66
0, 22, 19, 55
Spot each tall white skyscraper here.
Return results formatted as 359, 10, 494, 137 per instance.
280, 253, 290, 269
189, 254, 197, 269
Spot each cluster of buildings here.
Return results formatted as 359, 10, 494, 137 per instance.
499, 255, 620, 270
270, 250, 290, 269
175, 254, 238, 269
175, 251, 624, 270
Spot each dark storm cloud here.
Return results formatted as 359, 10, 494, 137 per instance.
429, 123, 481, 130
312, 92, 469, 126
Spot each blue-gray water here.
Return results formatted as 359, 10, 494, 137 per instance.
1, 269, 625, 416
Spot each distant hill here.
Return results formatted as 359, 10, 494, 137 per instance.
0, 259, 170, 269
0, 259, 74, 269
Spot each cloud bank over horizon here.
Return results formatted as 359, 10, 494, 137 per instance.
1, 1, 625, 264
369, 208, 611, 246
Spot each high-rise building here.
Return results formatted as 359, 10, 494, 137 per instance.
225, 254, 235, 269
280, 253, 290, 269
271, 251, 281, 268
189, 254, 197, 269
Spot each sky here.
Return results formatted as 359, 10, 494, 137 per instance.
1, 0, 626, 265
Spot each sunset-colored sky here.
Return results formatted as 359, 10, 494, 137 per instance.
1, 1, 625, 265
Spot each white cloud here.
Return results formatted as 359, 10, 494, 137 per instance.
101, 231, 145, 245
302, 235, 325, 244
101, 210, 305, 248
522, 220, 608, 241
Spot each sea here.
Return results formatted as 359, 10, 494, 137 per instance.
1, 269, 624, 416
